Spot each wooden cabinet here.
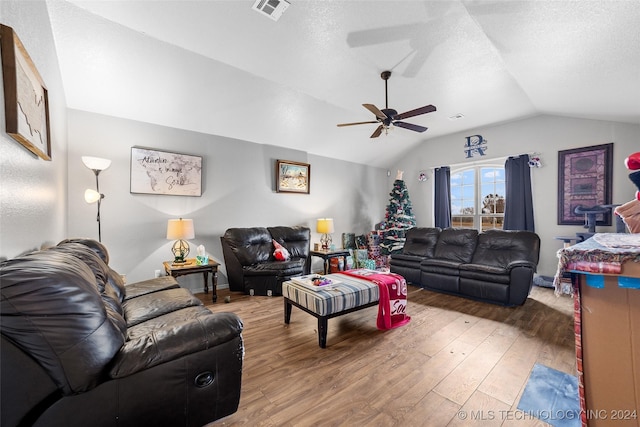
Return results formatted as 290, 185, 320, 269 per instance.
574, 261, 640, 426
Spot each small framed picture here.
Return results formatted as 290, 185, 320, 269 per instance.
276, 159, 310, 194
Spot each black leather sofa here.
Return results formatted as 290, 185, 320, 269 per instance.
221, 226, 311, 296
0, 239, 244, 427
390, 227, 540, 306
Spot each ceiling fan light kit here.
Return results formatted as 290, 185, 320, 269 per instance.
338, 70, 436, 138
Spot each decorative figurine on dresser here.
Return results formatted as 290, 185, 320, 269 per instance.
614, 151, 640, 233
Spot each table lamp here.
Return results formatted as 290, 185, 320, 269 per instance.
166, 218, 195, 264
316, 218, 334, 250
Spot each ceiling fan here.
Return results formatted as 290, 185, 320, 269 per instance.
337, 70, 436, 138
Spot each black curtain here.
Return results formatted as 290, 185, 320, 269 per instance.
503, 155, 535, 231
434, 166, 451, 228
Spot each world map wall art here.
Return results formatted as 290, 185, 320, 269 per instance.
1, 24, 51, 160
130, 147, 202, 196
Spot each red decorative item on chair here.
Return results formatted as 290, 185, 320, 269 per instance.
272, 239, 290, 261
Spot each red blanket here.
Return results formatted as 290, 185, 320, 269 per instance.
340, 269, 411, 330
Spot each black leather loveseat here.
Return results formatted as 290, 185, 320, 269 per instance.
0, 239, 244, 427
221, 226, 311, 296
390, 227, 540, 306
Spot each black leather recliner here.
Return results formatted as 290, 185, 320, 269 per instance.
220, 226, 311, 296
0, 239, 244, 427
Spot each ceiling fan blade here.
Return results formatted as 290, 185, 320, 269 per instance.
362, 104, 387, 120
394, 104, 436, 120
394, 121, 428, 133
370, 125, 384, 138
337, 120, 379, 127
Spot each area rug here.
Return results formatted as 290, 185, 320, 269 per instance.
517, 363, 580, 427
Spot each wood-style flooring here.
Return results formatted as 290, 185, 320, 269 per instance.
198, 284, 575, 427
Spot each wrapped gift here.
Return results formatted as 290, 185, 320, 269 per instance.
362, 259, 376, 270
342, 233, 356, 249
351, 249, 369, 268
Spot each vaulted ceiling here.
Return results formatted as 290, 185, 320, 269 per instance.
46, 1, 640, 168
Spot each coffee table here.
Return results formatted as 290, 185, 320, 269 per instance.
282, 273, 379, 348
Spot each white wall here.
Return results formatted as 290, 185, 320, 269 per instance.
391, 114, 640, 277
2, 0, 638, 292
0, 0, 68, 259
66, 109, 390, 291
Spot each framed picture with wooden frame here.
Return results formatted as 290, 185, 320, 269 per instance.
557, 143, 613, 226
276, 159, 310, 194
0, 24, 51, 160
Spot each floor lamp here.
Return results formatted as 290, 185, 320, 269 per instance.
82, 156, 111, 242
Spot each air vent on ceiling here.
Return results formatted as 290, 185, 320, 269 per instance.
252, 0, 290, 21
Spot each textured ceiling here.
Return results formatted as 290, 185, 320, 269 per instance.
46, 0, 640, 168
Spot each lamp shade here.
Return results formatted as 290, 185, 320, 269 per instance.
166, 218, 195, 240
82, 156, 112, 171
84, 189, 102, 204
316, 218, 334, 234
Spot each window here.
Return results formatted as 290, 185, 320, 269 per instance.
450, 166, 505, 231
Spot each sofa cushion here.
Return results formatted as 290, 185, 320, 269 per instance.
222, 227, 272, 265
58, 239, 127, 302
58, 238, 110, 264
109, 312, 243, 378
458, 265, 511, 284
459, 278, 510, 302
52, 243, 127, 336
243, 259, 305, 276
268, 226, 310, 259
389, 253, 424, 267
433, 228, 478, 263
469, 229, 540, 270
123, 288, 203, 327
420, 258, 464, 271
126, 305, 217, 340
124, 276, 180, 300
0, 250, 125, 394
401, 227, 441, 258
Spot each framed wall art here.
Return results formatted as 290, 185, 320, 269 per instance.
557, 143, 613, 226
130, 147, 202, 196
276, 159, 310, 194
1, 24, 51, 160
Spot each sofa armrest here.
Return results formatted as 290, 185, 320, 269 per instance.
506, 260, 537, 272
109, 311, 243, 378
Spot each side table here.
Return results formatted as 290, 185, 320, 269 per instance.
163, 258, 220, 303
310, 249, 351, 274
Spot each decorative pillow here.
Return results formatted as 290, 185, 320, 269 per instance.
272, 239, 290, 261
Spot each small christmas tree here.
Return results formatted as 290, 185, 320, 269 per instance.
380, 171, 416, 255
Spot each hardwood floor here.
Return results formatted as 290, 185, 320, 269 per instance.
199, 284, 575, 427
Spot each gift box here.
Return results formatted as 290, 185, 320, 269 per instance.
342, 233, 356, 249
